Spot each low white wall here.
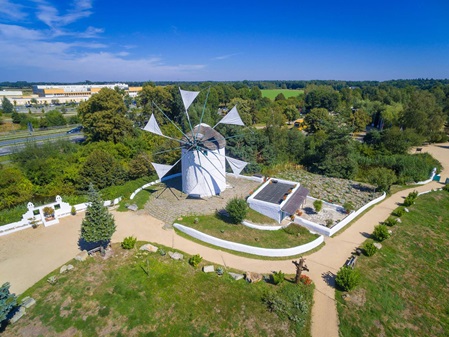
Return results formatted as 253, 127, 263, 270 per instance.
227, 173, 264, 183
294, 192, 387, 237
241, 221, 283, 231
173, 223, 324, 257
247, 198, 281, 223
0, 221, 31, 237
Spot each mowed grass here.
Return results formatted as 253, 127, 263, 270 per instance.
261, 89, 304, 100
177, 213, 319, 249
7, 243, 313, 337
336, 191, 449, 336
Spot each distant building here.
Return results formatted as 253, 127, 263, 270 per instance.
1, 90, 23, 98
32, 83, 130, 98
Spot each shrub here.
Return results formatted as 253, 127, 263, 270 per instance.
384, 217, 398, 227
443, 184, 449, 192
159, 248, 166, 256
225, 197, 248, 224
121, 236, 137, 249
216, 267, 224, 276
403, 190, 418, 206
0, 282, 17, 323
392, 207, 405, 217
325, 219, 333, 227
271, 271, 285, 285
372, 225, 390, 241
363, 241, 377, 257
335, 266, 360, 291
43, 206, 54, 217
71, 206, 77, 215
343, 201, 355, 214
188, 254, 203, 268
313, 200, 323, 213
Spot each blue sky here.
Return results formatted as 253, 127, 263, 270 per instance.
1, 0, 448, 82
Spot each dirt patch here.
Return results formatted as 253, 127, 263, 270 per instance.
59, 296, 73, 318
346, 288, 366, 307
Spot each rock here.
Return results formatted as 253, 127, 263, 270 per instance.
127, 204, 138, 211
396, 218, 402, 223
245, 271, 263, 283
228, 272, 244, 281
67, 264, 74, 271
21, 297, 36, 309
60, 265, 68, 274
168, 251, 183, 260
373, 243, 382, 249
404, 208, 409, 213
139, 244, 158, 253
388, 230, 393, 234
75, 250, 89, 262
10, 308, 25, 324
202, 265, 214, 273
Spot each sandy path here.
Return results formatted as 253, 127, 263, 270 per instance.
0, 143, 448, 336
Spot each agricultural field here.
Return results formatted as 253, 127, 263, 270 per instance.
261, 89, 304, 100
5, 242, 314, 337
336, 190, 449, 336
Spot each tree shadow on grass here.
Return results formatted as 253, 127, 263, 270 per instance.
322, 271, 336, 288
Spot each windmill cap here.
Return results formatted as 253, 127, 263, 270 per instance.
182, 124, 226, 150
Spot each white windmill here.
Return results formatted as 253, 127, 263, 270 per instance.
143, 88, 248, 198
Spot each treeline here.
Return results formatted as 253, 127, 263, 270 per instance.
1, 79, 447, 212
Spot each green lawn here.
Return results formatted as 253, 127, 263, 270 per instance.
336, 190, 449, 336
261, 89, 304, 100
177, 214, 319, 249
7, 243, 314, 337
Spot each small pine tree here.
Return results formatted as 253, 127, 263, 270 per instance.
313, 199, 323, 213
80, 184, 116, 247
0, 282, 17, 323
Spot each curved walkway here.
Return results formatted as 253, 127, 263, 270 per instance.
0, 143, 448, 337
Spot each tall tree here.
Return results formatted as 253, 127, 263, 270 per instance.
78, 88, 133, 143
0, 167, 33, 210
1, 97, 14, 114
303, 108, 333, 133
80, 184, 116, 248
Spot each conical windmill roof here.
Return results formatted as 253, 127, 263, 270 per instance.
181, 123, 226, 151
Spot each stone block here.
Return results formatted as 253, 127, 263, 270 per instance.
67, 264, 74, 271
60, 265, 68, 274
127, 204, 138, 211
75, 250, 89, 262
10, 309, 25, 324
21, 297, 36, 309
245, 271, 263, 283
168, 251, 183, 260
228, 272, 244, 281
373, 242, 382, 249
139, 244, 158, 253
202, 265, 214, 273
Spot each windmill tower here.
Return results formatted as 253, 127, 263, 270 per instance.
143, 88, 248, 198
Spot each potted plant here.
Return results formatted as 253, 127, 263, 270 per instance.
71, 206, 76, 215
28, 217, 39, 229
43, 206, 55, 220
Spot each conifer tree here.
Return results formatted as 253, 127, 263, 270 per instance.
80, 184, 116, 247
0, 282, 17, 323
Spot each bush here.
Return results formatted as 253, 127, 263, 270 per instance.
121, 236, 137, 249
271, 271, 285, 285
343, 201, 355, 214
372, 225, 390, 242
335, 266, 360, 291
384, 217, 398, 227
159, 248, 166, 256
188, 254, 203, 268
0, 282, 17, 323
225, 198, 248, 224
216, 267, 224, 276
392, 207, 405, 217
313, 199, 323, 213
283, 223, 303, 236
443, 184, 449, 192
403, 190, 418, 206
71, 205, 77, 215
363, 241, 377, 257
299, 274, 312, 285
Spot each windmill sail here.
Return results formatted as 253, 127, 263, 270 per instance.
216, 106, 245, 127
226, 156, 248, 176
143, 114, 163, 136
151, 163, 174, 180
179, 88, 200, 112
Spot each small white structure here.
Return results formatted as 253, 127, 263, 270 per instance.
247, 178, 309, 223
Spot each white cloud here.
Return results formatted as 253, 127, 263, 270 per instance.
212, 53, 240, 60
0, 24, 46, 40
35, 0, 93, 28
0, 0, 27, 20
